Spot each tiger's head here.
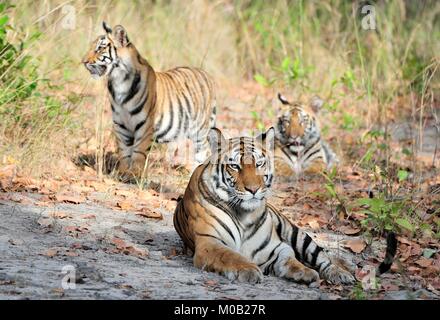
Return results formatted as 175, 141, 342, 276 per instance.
275, 93, 322, 150
82, 22, 132, 78
206, 127, 275, 212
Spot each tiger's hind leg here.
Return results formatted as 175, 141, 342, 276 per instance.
190, 129, 211, 171
192, 103, 216, 169
269, 209, 355, 284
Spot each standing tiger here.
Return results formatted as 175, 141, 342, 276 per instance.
173, 127, 397, 284
275, 93, 338, 175
82, 22, 216, 177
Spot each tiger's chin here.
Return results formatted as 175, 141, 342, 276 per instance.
85, 64, 114, 79
238, 198, 264, 212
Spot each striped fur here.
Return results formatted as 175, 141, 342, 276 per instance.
82, 22, 216, 176
174, 127, 368, 284
275, 93, 338, 175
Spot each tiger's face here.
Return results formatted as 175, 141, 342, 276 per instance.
276, 108, 319, 147
275, 94, 320, 150
208, 128, 275, 212
82, 22, 129, 78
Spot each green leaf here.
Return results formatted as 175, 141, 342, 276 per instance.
281, 57, 291, 72
325, 184, 336, 198
397, 170, 409, 182
0, 15, 9, 28
396, 218, 414, 231
423, 248, 436, 259
402, 148, 412, 156
254, 74, 269, 87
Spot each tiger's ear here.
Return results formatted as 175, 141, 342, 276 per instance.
275, 93, 290, 117
257, 127, 275, 152
277, 93, 291, 106
310, 95, 324, 114
102, 21, 112, 34
208, 128, 226, 155
113, 25, 130, 48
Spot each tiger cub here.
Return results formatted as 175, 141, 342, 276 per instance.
173, 127, 397, 284
82, 22, 216, 177
275, 93, 338, 175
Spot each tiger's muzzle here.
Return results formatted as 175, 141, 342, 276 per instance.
84, 63, 107, 78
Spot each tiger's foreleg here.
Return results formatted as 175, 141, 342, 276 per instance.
129, 122, 155, 177
194, 237, 262, 283
113, 127, 134, 177
303, 159, 327, 175
261, 242, 319, 284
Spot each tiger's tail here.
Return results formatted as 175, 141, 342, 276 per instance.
376, 232, 398, 275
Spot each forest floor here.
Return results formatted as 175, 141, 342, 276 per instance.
0, 84, 439, 300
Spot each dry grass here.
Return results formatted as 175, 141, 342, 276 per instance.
0, 0, 438, 179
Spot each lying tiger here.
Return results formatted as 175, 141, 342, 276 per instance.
174, 127, 396, 284
82, 22, 216, 177
275, 93, 338, 175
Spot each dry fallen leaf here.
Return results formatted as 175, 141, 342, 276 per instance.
115, 189, 134, 197
50, 211, 70, 219
43, 248, 58, 257
282, 197, 297, 206
381, 283, 400, 291
342, 238, 366, 253
79, 214, 96, 219
204, 280, 219, 287
111, 237, 148, 258
397, 236, 412, 246
407, 266, 421, 274
415, 258, 433, 268
339, 225, 361, 235
116, 200, 135, 211
55, 194, 85, 204
136, 208, 163, 220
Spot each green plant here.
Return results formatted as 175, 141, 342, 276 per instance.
357, 193, 413, 235
250, 110, 265, 131
0, 2, 76, 175
322, 167, 349, 220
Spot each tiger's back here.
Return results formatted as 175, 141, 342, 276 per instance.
154, 67, 216, 144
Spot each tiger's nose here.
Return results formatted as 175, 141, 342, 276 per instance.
245, 185, 260, 195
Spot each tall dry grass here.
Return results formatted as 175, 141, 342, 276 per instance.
0, 0, 438, 177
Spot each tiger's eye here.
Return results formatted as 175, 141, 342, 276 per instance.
256, 160, 266, 168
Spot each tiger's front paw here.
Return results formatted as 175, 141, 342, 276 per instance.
223, 264, 263, 284
321, 265, 355, 285
283, 258, 320, 284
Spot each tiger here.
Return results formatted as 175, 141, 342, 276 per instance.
173, 127, 397, 284
274, 93, 338, 176
82, 22, 216, 177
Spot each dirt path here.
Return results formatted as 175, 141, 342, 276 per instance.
0, 196, 328, 300
0, 92, 438, 300
0, 189, 436, 300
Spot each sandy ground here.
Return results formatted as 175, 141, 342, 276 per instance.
0, 94, 438, 300
1, 191, 437, 300
0, 196, 329, 300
